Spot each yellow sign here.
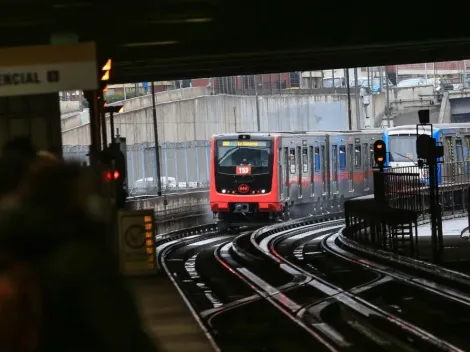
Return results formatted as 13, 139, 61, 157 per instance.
0, 42, 98, 96
117, 209, 156, 276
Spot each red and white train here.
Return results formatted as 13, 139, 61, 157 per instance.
209, 131, 383, 230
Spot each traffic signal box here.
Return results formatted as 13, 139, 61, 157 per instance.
373, 140, 387, 171
101, 143, 128, 209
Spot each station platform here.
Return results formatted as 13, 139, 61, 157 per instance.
130, 276, 214, 352
416, 217, 470, 265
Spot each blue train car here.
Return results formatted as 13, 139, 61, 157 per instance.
384, 123, 470, 184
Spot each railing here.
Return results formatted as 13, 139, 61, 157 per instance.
63, 140, 211, 196
383, 162, 470, 220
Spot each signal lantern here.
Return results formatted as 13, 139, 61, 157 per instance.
374, 140, 387, 168
104, 169, 120, 182
105, 171, 113, 182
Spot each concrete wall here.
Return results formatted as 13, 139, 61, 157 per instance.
126, 190, 211, 234
364, 86, 435, 127
439, 92, 451, 123
394, 107, 440, 126
61, 85, 438, 145
59, 101, 81, 114
62, 93, 360, 145
61, 109, 90, 131
116, 86, 213, 112
450, 96, 470, 123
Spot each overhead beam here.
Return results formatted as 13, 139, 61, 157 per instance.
109, 38, 470, 83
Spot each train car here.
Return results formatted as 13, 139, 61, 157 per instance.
322, 130, 382, 209
210, 130, 383, 230
210, 133, 285, 231
384, 123, 470, 184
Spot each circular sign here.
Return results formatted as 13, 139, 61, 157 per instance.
238, 184, 249, 193
125, 225, 146, 249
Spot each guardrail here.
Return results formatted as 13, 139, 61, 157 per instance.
156, 223, 218, 247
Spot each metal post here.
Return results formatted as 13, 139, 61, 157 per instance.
345, 68, 352, 130
464, 60, 467, 89
151, 82, 162, 196
332, 69, 335, 92
255, 75, 261, 131
427, 136, 443, 264
354, 68, 360, 129
101, 110, 108, 149
84, 90, 101, 166
110, 111, 115, 143
385, 65, 391, 127
429, 161, 440, 263
373, 171, 386, 204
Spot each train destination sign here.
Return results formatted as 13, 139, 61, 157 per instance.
221, 141, 268, 147
0, 42, 98, 97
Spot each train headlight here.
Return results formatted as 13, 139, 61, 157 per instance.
261, 189, 266, 193
222, 189, 226, 193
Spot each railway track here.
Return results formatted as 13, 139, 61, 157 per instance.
157, 214, 470, 351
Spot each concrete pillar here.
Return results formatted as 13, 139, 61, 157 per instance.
0, 93, 62, 155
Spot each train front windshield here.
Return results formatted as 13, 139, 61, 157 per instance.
388, 135, 418, 162
214, 139, 273, 193
216, 140, 272, 174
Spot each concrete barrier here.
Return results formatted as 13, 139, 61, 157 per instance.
126, 190, 211, 234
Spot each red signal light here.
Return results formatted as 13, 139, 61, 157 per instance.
113, 170, 120, 180
105, 171, 112, 181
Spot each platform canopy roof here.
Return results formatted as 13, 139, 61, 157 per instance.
2, 0, 470, 83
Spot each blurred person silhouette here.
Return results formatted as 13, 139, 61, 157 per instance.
0, 159, 159, 352
0, 137, 38, 198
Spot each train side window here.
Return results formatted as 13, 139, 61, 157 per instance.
290, 149, 296, 174
321, 145, 327, 190
354, 145, 361, 168
339, 145, 346, 170
302, 147, 308, 173
456, 139, 463, 161
369, 146, 375, 168
278, 147, 283, 196
466, 137, 470, 161
309, 146, 314, 196
314, 147, 320, 171
363, 143, 368, 169
332, 145, 338, 177
446, 137, 454, 162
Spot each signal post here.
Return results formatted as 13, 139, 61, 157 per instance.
373, 140, 387, 204
85, 54, 157, 275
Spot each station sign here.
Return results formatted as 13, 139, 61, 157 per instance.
0, 42, 98, 97
117, 209, 156, 276
222, 140, 268, 147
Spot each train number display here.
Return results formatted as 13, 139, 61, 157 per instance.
236, 165, 252, 175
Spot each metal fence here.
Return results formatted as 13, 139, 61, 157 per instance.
62, 140, 211, 195
382, 162, 470, 219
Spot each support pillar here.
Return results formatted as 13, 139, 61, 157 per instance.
0, 93, 62, 156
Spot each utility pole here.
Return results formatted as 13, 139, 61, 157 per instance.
254, 75, 261, 131
385, 65, 391, 127
354, 68, 361, 129
464, 60, 467, 88
345, 68, 352, 130
151, 82, 162, 196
